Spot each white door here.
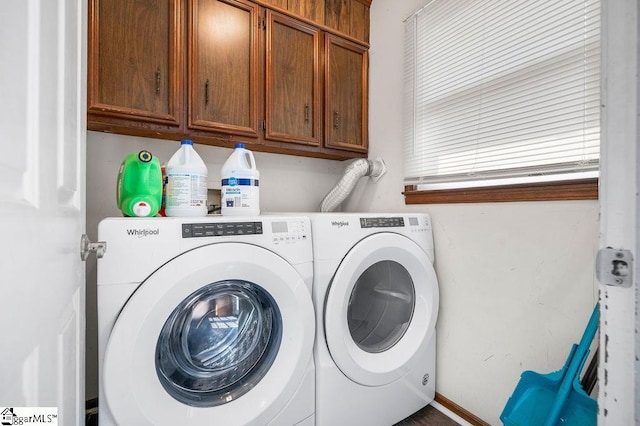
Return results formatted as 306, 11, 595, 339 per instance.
0, 1, 86, 425
598, 0, 639, 423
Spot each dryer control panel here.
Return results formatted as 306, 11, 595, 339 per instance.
360, 217, 405, 228
359, 216, 432, 235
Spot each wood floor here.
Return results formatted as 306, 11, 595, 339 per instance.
86, 402, 461, 426
394, 404, 461, 426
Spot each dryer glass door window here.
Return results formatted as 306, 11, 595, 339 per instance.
324, 232, 438, 386
348, 260, 415, 353
155, 280, 282, 407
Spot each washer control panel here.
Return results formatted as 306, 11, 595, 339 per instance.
182, 221, 263, 238
271, 219, 308, 245
181, 219, 309, 244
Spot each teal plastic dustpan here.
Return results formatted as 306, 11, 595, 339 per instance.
500, 305, 598, 426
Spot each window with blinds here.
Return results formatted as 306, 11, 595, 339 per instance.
403, 0, 600, 190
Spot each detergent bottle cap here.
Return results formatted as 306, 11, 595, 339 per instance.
137, 150, 153, 163
235, 143, 246, 149
181, 139, 194, 146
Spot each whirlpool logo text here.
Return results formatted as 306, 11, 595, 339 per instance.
330, 221, 350, 228
126, 228, 160, 238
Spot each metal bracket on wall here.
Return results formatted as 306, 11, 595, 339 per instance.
80, 234, 106, 261
596, 248, 633, 287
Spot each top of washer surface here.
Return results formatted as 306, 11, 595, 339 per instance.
97, 215, 313, 285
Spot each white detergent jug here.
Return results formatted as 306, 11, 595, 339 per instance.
165, 139, 208, 217
221, 143, 260, 216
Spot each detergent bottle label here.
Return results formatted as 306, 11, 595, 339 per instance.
221, 177, 259, 209
189, 174, 209, 207
166, 172, 208, 208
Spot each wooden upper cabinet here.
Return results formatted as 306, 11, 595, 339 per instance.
275, 0, 370, 44
260, 0, 324, 25
261, 0, 287, 9
348, 0, 370, 43
325, 0, 348, 33
265, 11, 321, 146
87, 0, 183, 125
188, 0, 261, 138
287, 0, 325, 25
87, 0, 369, 159
325, 0, 369, 43
325, 34, 368, 153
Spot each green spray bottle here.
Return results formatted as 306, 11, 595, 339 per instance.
116, 150, 163, 217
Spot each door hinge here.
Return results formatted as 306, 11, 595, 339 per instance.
80, 234, 106, 261
596, 247, 633, 287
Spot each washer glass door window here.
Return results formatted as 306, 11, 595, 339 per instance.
156, 279, 282, 407
348, 260, 415, 353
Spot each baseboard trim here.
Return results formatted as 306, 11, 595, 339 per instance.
434, 393, 491, 426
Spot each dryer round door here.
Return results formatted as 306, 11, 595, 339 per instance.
102, 242, 314, 426
324, 233, 439, 387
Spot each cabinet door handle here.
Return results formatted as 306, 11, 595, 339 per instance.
155, 67, 161, 94
205, 79, 209, 106
333, 111, 340, 129
304, 104, 310, 123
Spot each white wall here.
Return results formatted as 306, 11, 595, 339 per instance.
344, 1, 600, 424
84, 131, 343, 399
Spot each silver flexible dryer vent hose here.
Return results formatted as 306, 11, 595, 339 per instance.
320, 158, 386, 212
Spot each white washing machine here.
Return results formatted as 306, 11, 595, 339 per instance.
309, 213, 439, 426
97, 216, 315, 426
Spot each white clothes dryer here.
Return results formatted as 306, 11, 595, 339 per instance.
309, 213, 439, 426
97, 216, 315, 426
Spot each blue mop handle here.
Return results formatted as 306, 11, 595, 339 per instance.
544, 305, 599, 426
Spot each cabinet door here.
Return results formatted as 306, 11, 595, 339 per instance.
325, 34, 368, 152
88, 0, 183, 125
266, 11, 321, 146
189, 0, 260, 138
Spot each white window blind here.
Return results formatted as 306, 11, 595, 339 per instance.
403, 0, 600, 189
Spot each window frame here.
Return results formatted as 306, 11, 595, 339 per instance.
403, 178, 598, 204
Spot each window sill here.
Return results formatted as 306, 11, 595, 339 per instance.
403, 178, 598, 204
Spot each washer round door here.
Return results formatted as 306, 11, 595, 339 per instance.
102, 243, 314, 426
324, 233, 439, 387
